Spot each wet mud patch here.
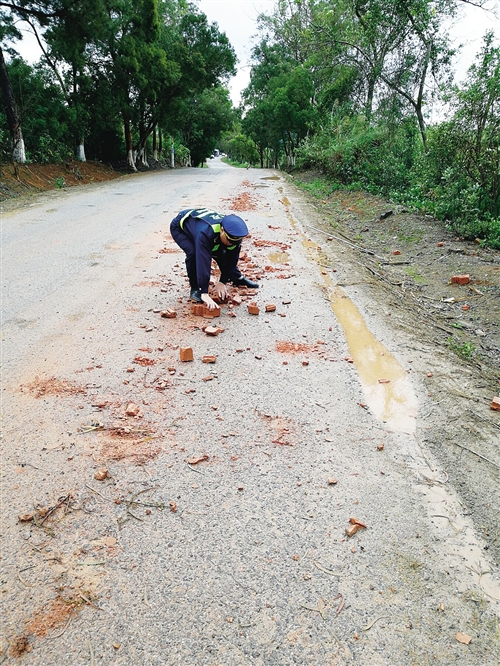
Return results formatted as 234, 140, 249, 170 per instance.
21, 376, 87, 399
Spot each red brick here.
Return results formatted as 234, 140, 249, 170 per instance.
231, 294, 243, 305
205, 326, 220, 336
265, 303, 277, 312
203, 305, 221, 318
392, 250, 401, 255
462, 304, 470, 311
191, 304, 204, 316
180, 347, 194, 361
451, 274, 470, 285
437, 242, 444, 247
248, 304, 260, 315
490, 397, 500, 411
202, 355, 217, 363
161, 308, 177, 318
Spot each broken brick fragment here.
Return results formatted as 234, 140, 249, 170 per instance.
349, 517, 367, 528
161, 309, 177, 318
204, 326, 220, 336
202, 355, 217, 363
191, 304, 204, 316
345, 524, 359, 537
265, 303, 277, 312
490, 397, 500, 411
231, 294, 242, 305
203, 305, 221, 318
180, 347, 194, 362
125, 402, 140, 416
451, 274, 470, 285
94, 467, 109, 481
248, 303, 260, 315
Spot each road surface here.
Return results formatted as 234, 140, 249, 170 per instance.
1, 159, 498, 664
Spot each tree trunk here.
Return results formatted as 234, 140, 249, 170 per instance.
152, 125, 158, 161
123, 115, 136, 170
76, 139, 86, 162
0, 46, 26, 163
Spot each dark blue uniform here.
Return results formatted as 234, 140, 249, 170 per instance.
170, 208, 244, 294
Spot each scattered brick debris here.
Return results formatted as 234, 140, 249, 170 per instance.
191, 304, 204, 316
222, 191, 258, 211
125, 403, 140, 416
275, 341, 315, 354
327, 477, 338, 485
451, 274, 470, 285
203, 305, 220, 318
248, 304, 260, 315
94, 467, 109, 481
187, 454, 209, 465
169, 501, 177, 513
490, 397, 500, 411
252, 239, 291, 251
350, 517, 367, 528
23, 377, 87, 399
205, 325, 221, 336
378, 378, 390, 384
180, 347, 194, 361
202, 355, 217, 363
161, 309, 177, 318
134, 356, 155, 366
345, 524, 360, 537
265, 303, 277, 312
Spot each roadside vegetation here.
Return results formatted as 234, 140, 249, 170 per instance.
1, 0, 499, 247
222, 0, 500, 249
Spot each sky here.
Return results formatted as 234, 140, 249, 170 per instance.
9, 0, 500, 106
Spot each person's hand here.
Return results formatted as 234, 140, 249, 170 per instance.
215, 281, 229, 300
201, 293, 218, 310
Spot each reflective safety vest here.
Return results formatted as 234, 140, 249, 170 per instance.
179, 208, 237, 251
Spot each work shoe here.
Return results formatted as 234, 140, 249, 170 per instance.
190, 289, 203, 303
233, 276, 259, 289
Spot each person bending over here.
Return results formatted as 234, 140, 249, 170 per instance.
170, 207, 258, 310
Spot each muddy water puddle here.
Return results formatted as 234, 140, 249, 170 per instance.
298, 231, 417, 432
268, 251, 290, 264
327, 282, 417, 433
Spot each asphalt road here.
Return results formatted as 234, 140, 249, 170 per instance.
1, 159, 498, 665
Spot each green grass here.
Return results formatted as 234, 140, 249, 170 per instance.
447, 337, 476, 360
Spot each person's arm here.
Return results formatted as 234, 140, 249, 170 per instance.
195, 227, 218, 309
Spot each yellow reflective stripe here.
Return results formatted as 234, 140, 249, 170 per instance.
179, 209, 195, 230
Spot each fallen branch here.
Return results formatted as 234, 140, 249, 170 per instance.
303, 223, 386, 261
448, 441, 500, 469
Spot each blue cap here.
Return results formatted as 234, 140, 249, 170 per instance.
221, 214, 248, 239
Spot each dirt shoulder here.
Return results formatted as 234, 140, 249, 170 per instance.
292, 171, 500, 565
0, 161, 123, 206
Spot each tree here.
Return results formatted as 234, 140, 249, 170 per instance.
0, 12, 25, 161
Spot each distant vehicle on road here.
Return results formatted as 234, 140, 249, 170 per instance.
213, 149, 220, 157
